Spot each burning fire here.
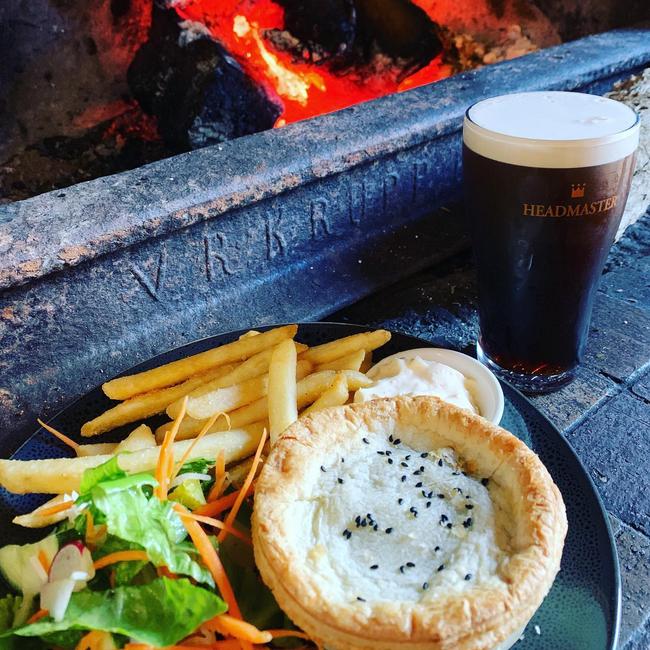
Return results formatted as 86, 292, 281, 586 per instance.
172, 0, 451, 126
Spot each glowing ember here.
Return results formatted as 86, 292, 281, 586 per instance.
172, 0, 452, 126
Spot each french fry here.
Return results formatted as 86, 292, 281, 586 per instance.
226, 451, 268, 490
360, 351, 373, 373
77, 443, 117, 458
0, 423, 266, 495
268, 340, 298, 445
185, 358, 312, 421
301, 374, 349, 417
158, 370, 372, 442
115, 424, 155, 453
315, 348, 365, 372
167, 343, 308, 420
13, 494, 76, 529
102, 324, 298, 400
81, 363, 236, 437
238, 330, 260, 339
300, 330, 390, 365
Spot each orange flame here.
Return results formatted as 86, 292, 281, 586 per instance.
173, 0, 452, 126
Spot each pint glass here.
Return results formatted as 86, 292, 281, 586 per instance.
463, 92, 639, 393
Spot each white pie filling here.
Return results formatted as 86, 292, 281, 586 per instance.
283, 428, 508, 605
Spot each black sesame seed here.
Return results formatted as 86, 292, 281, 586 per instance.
338, 478, 344, 484
355, 516, 361, 524
367, 512, 373, 519
420, 452, 428, 458
410, 507, 417, 513
422, 582, 429, 590
463, 518, 473, 528
426, 501, 431, 508
370, 564, 379, 570
401, 462, 409, 468
387, 458, 394, 465
389, 435, 394, 442
357, 596, 366, 602
342, 529, 351, 538
401, 475, 407, 483
452, 471, 460, 476
406, 562, 415, 568
426, 491, 434, 498
373, 524, 378, 531
466, 504, 474, 510
421, 490, 428, 498
385, 527, 393, 534
440, 514, 448, 522
465, 574, 472, 581
481, 478, 489, 486
462, 471, 468, 476
434, 546, 440, 551
386, 450, 392, 456
341, 457, 345, 463
413, 470, 422, 476
446, 522, 453, 529
320, 465, 327, 472
419, 466, 425, 472
398, 498, 403, 505
361, 519, 368, 527
399, 565, 405, 574
437, 459, 443, 467
405, 455, 411, 460
362, 438, 369, 444
455, 487, 463, 494
415, 481, 423, 488
393, 438, 401, 445
437, 564, 445, 572
437, 493, 445, 499
465, 495, 471, 499
377, 451, 385, 456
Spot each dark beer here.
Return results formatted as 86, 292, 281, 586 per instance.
463, 92, 638, 393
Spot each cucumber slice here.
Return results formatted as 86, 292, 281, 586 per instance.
169, 479, 207, 511
0, 534, 58, 595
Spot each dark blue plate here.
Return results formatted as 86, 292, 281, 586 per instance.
0, 323, 620, 649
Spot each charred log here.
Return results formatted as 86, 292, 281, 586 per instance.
128, 7, 282, 151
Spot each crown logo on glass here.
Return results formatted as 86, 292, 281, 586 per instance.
571, 183, 586, 199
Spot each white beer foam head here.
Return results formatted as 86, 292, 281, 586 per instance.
464, 92, 639, 168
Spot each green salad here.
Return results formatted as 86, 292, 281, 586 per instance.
0, 455, 305, 650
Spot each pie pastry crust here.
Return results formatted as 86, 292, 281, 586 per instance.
252, 396, 567, 650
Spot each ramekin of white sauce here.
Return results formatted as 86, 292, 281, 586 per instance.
356, 348, 504, 425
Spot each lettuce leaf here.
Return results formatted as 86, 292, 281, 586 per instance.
5, 578, 226, 646
79, 457, 126, 493
89, 482, 213, 586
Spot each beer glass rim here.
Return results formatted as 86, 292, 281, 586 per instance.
463, 92, 640, 168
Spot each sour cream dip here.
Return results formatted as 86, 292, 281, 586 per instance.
355, 356, 479, 415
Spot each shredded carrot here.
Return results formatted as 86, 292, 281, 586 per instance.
205, 614, 272, 644
266, 629, 310, 640
218, 429, 267, 543
176, 508, 241, 615
37, 418, 80, 451
208, 449, 228, 502
75, 630, 114, 650
26, 609, 48, 625
37, 549, 50, 574
171, 411, 224, 486
173, 506, 252, 546
93, 550, 149, 570
194, 483, 255, 518
155, 396, 188, 500
37, 499, 74, 517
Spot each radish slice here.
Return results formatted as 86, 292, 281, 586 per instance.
49, 543, 95, 591
40, 578, 75, 622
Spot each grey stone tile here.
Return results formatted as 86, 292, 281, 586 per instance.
530, 366, 616, 432
584, 294, 650, 382
600, 265, 650, 313
566, 391, 650, 535
614, 517, 650, 649
631, 370, 650, 403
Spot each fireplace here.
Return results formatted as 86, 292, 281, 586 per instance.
0, 1, 648, 450
3, 0, 634, 203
